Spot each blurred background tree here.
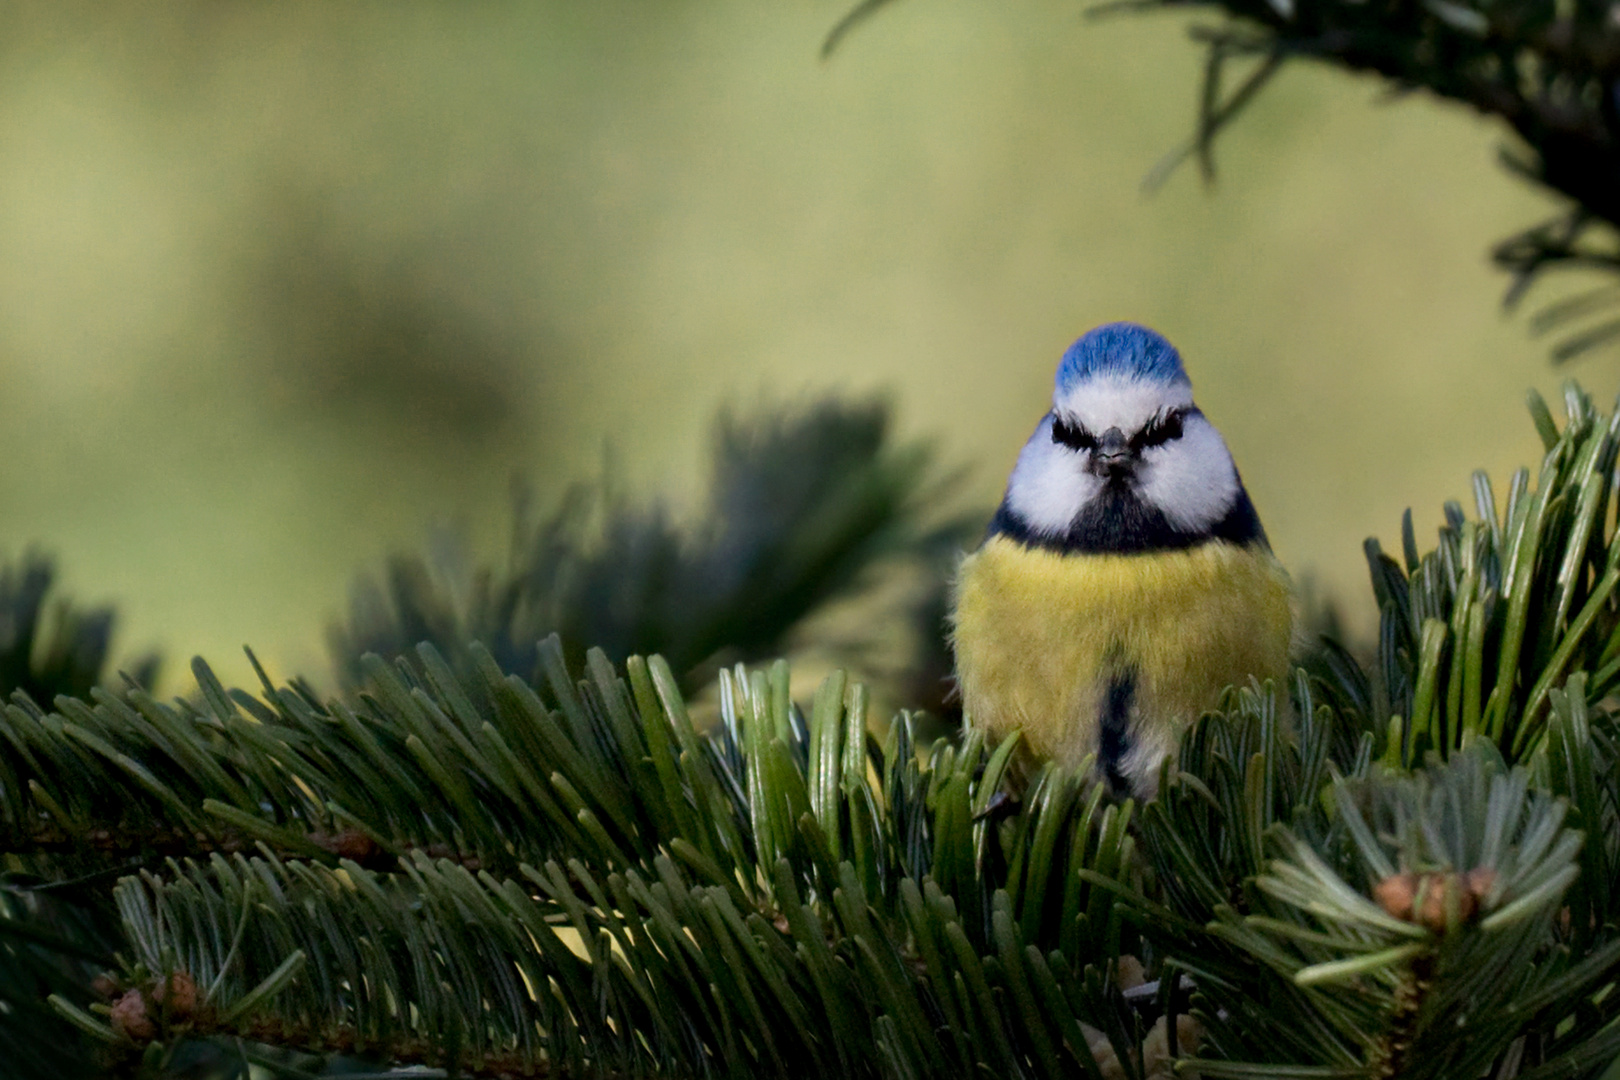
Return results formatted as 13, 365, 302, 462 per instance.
327, 395, 976, 726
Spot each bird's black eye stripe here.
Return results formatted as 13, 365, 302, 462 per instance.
1134, 409, 1186, 450
1051, 416, 1097, 451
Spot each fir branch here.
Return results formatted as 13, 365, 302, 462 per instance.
0, 551, 159, 1080
1128, 695, 1620, 1078
81, 651, 1146, 1079
1129, 0, 1620, 352
91, 1010, 575, 1080
828, 0, 1620, 355
99, 845, 1132, 1078
1303, 382, 1620, 768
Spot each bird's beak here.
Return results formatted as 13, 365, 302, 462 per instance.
1091, 426, 1132, 477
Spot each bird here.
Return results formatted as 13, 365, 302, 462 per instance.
950, 322, 1292, 798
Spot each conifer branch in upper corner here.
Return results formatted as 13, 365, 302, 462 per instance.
829, 0, 1620, 356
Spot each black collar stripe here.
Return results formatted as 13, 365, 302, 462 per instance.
987, 482, 1270, 555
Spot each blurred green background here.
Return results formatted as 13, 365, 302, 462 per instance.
0, 0, 1580, 692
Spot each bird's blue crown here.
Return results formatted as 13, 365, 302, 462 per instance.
1054, 322, 1188, 393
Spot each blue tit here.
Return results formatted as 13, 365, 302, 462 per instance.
951, 322, 1291, 798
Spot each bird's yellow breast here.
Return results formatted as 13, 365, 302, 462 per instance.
951, 535, 1292, 773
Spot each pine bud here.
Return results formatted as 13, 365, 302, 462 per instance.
154, 971, 198, 1018
110, 990, 155, 1041
1373, 871, 1418, 921
1415, 873, 1476, 932
1374, 869, 1487, 931
1466, 866, 1497, 901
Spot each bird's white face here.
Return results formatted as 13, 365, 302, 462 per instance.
1004, 373, 1240, 539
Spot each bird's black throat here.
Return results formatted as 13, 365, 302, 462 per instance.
988, 475, 1268, 555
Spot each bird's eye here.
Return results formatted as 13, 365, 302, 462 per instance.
1051, 416, 1096, 451
1135, 410, 1185, 450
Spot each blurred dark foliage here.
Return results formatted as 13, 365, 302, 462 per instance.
0, 555, 157, 705
0, 886, 118, 1080
1293, 568, 1386, 766
893, 543, 976, 737
330, 396, 978, 712
0, 554, 158, 1080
